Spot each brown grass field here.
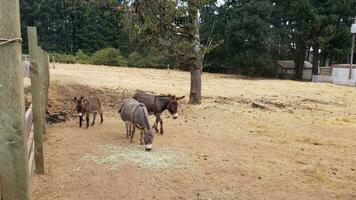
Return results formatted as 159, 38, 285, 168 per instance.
30, 63, 356, 200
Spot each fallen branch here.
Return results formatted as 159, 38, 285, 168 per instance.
251, 101, 268, 109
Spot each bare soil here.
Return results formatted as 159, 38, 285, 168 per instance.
31, 64, 356, 200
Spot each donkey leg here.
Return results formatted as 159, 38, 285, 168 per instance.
99, 111, 104, 123
159, 117, 164, 135
125, 122, 131, 139
92, 112, 97, 126
125, 123, 129, 139
129, 123, 133, 137
130, 125, 136, 143
153, 115, 159, 133
152, 120, 157, 130
79, 116, 83, 128
140, 130, 144, 145
85, 113, 90, 128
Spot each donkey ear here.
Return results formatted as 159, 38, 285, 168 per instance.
80, 96, 84, 100
177, 96, 185, 100
73, 97, 77, 103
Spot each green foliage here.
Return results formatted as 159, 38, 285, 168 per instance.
200, 0, 279, 76
20, 0, 130, 54
123, 0, 194, 69
75, 50, 92, 64
50, 53, 76, 64
200, 0, 355, 78
128, 49, 168, 68
127, 52, 144, 67
235, 56, 278, 77
21, 0, 356, 77
92, 48, 127, 66
140, 49, 166, 68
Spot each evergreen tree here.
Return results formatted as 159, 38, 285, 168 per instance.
124, 0, 208, 104
20, 0, 130, 54
20, 0, 356, 81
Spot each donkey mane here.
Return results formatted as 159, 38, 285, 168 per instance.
157, 94, 176, 98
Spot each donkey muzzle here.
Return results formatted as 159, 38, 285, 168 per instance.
78, 112, 83, 117
172, 113, 178, 119
145, 144, 152, 151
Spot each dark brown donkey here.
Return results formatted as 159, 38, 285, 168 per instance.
73, 96, 104, 128
133, 90, 184, 134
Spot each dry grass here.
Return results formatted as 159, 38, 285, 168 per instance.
83, 144, 191, 170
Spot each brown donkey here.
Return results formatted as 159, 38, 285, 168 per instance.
133, 90, 185, 134
73, 96, 104, 128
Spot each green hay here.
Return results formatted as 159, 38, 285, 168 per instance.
83, 144, 190, 170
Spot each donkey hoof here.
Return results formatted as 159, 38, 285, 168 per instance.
140, 141, 144, 145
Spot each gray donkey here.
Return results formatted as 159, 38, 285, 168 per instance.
119, 98, 154, 151
73, 96, 103, 128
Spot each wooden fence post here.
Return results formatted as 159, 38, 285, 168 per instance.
0, 0, 29, 199
38, 48, 48, 135
39, 48, 46, 107
28, 26, 45, 174
43, 50, 50, 106
52, 56, 56, 69
45, 51, 50, 87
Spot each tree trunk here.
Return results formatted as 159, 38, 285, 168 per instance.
294, 37, 307, 80
306, 46, 311, 61
189, 67, 202, 104
0, 0, 29, 199
188, 2, 202, 104
312, 45, 319, 75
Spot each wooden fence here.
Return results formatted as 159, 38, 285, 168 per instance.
27, 26, 50, 176
0, 23, 49, 199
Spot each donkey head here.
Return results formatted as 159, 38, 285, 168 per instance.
73, 96, 85, 117
166, 95, 185, 119
73, 96, 86, 127
144, 129, 154, 151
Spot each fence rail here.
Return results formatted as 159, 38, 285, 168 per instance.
25, 104, 35, 175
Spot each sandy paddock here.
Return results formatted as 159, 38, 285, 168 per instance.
30, 63, 356, 200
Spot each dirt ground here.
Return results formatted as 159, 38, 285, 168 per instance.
30, 63, 356, 200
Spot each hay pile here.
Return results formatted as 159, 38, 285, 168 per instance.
83, 144, 190, 170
